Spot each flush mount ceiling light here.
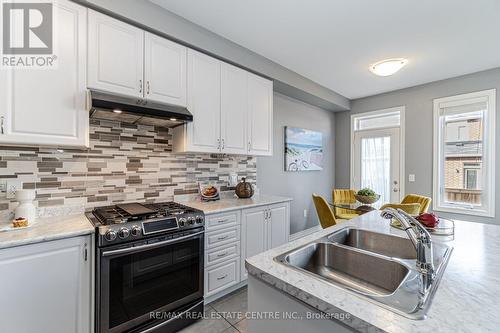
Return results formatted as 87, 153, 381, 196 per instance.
113, 109, 122, 114
369, 58, 408, 76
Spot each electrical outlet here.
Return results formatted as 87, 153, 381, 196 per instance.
409, 174, 416, 182
6, 180, 22, 199
0, 180, 6, 194
303, 209, 308, 218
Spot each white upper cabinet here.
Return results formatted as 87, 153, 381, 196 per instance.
174, 49, 221, 153
173, 56, 273, 156
88, 10, 144, 97
0, 0, 88, 147
144, 32, 187, 106
247, 73, 273, 156
221, 63, 248, 154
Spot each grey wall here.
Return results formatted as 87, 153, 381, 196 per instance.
74, 0, 350, 111
258, 93, 335, 234
335, 67, 500, 224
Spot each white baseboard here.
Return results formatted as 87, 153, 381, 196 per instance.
288, 224, 322, 241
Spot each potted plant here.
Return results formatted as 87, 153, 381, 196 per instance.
355, 188, 380, 204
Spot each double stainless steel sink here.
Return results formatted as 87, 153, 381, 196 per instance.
274, 227, 453, 319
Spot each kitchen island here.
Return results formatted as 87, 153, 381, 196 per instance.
246, 211, 500, 332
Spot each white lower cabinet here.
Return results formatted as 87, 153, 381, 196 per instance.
241, 202, 290, 280
203, 202, 290, 301
205, 257, 241, 296
0, 235, 92, 333
204, 211, 242, 298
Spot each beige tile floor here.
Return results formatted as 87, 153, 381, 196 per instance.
179, 287, 248, 333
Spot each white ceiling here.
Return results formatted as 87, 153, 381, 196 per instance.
151, 0, 500, 99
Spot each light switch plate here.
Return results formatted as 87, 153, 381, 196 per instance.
409, 174, 416, 182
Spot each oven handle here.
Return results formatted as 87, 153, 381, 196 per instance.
101, 230, 204, 257
140, 299, 204, 333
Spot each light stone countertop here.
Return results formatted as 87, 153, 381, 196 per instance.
0, 214, 95, 249
175, 193, 293, 214
246, 211, 500, 333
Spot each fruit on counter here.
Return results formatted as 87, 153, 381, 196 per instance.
416, 213, 439, 228
12, 217, 28, 228
202, 186, 218, 197
357, 188, 377, 197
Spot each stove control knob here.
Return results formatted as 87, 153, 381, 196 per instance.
118, 227, 130, 239
187, 216, 195, 225
178, 218, 187, 227
131, 225, 141, 237
105, 229, 117, 241
195, 215, 204, 224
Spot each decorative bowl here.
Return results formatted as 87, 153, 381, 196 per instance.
235, 177, 254, 199
354, 194, 380, 204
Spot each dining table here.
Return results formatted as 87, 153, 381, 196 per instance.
329, 201, 382, 215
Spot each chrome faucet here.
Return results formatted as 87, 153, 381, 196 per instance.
381, 208, 435, 295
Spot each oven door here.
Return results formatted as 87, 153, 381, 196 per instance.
97, 229, 204, 333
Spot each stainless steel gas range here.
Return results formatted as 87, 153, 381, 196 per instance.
86, 202, 205, 333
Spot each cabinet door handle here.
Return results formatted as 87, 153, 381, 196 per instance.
147, 81, 150, 95
217, 252, 228, 258
0, 116, 4, 134
217, 219, 228, 224
269, 210, 272, 219
217, 235, 228, 241
217, 274, 228, 281
221, 138, 225, 150
248, 141, 251, 152
217, 138, 220, 150
139, 79, 143, 94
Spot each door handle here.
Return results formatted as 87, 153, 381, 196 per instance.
140, 300, 204, 333
221, 138, 225, 150
147, 81, 150, 95
139, 79, 143, 94
0, 116, 4, 134
217, 274, 228, 281
102, 231, 204, 256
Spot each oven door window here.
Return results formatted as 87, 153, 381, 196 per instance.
106, 237, 202, 330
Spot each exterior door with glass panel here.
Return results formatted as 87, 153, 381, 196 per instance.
353, 128, 401, 204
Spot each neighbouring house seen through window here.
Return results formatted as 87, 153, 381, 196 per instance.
433, 89, 496, 217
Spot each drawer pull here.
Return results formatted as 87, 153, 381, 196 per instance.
217, 219, 229, 224
217, 235, 229, 241
217, 252, 228, 258
217, 274, 228, 281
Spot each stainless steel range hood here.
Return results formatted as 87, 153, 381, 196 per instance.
88, 90, 193, 128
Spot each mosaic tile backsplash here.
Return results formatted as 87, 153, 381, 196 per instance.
0, 119, 257, 218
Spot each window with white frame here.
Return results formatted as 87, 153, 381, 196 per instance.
433, 89, 496, 217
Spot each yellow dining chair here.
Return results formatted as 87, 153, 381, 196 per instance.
332, 189, 360, 220
401, 194, 431, 214
380, 203, 421, 216
312, 193, 338, 229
